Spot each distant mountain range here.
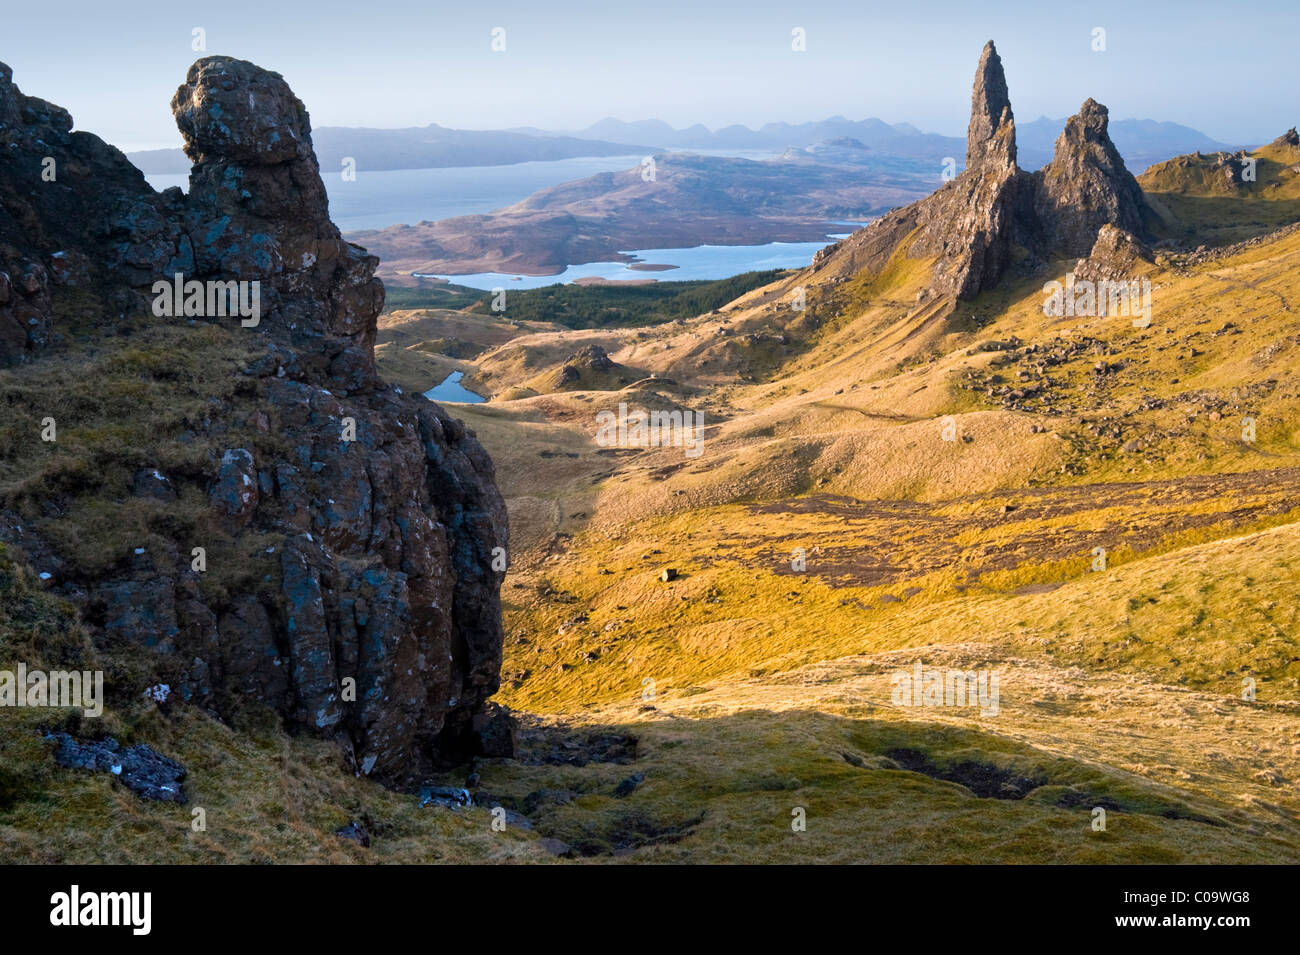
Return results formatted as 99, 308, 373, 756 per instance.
127, 115, 1238, 179
530, 116, 1239, 173
508, 116, 960, 163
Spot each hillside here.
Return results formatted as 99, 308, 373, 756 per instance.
1138, 128, 1300, 246
363, 43, 1300, 862
361, 221, 1300, 859
3, 41, 1300, 868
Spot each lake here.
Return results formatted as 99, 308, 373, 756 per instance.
421, 237, 851, 290
145, 149, 780, 233
424, 371, 487, 404
148, 155, 647, 231
146, 149, 850, 285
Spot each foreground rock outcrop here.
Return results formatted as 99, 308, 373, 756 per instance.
0, 62, 185, 364
0, 58, 509, 782
814, 41, 1153, 303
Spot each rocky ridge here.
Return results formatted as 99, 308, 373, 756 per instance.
813, 41, 1154, 303
0, 57, 510, 783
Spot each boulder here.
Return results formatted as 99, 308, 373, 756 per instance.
47, 733, 187, 803
1072, 225, 1155, 285
131, 468, 177, 501
334, 821, 371, 847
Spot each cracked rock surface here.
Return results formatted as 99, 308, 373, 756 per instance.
1, 57, 510, 784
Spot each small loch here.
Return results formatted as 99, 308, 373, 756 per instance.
424, 370, 487, 404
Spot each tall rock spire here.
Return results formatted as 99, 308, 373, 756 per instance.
172, 57, 384, 391
809, 42, 1154, 304
966, 40, 1016, 170
1031, 98, 1149, 255
907, 41, 1025, 299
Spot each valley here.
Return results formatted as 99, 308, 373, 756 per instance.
351, 47, 1300, 862
2, 34, 1297, 870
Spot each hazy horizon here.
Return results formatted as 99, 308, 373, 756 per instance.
122, 112, 1252, 154
3, 0, 1295, 152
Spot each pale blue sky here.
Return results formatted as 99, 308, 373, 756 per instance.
2, 0, 1293, 151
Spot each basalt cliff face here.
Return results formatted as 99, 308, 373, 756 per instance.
0, 58, 510, 783
815, 41, 1153, 302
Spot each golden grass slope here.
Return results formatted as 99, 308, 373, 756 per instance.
1140, 135, 1300, 245
5, 177, 1300, 863
386, 212, 1300, 862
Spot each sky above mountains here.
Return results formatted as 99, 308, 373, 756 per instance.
5, 0, 1295, 151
